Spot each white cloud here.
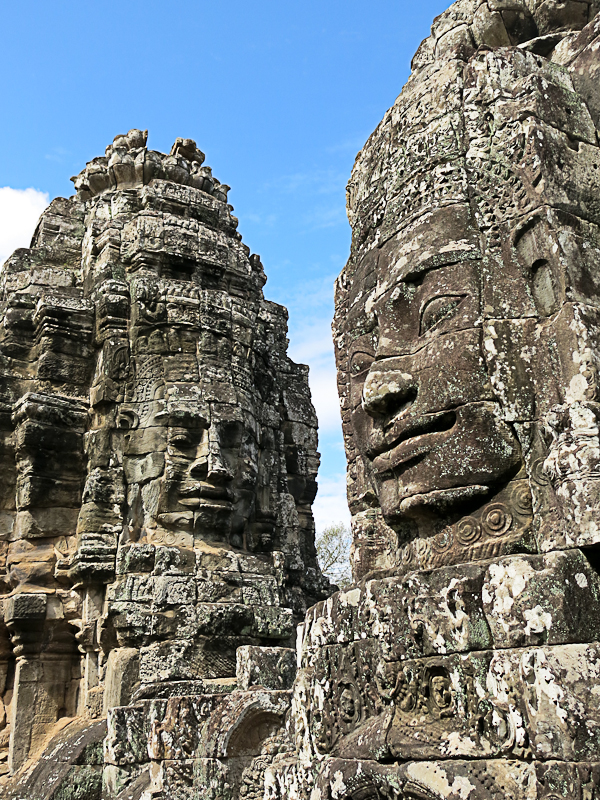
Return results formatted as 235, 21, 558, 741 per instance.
313, 472, 351, 534
0, 187, 49, 266
288, 316, 333, 364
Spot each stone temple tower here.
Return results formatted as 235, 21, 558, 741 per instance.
0, 130, 330, 790
267, 1, 600, 798
5, 0, 600, 796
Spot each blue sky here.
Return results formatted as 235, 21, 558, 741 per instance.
0, 0, 449, 531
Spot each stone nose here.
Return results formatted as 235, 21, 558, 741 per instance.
206, 443, 233, 481
362, 368, 417, 417
188, 427, 233, 482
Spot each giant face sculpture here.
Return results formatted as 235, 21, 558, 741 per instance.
0, 132, 329, 771
280, 7, 600, 800
334, 2, 600, 578
160, 405, 254, 547
115, 281, 263, 551
66, 153, 320, 564
346, 209, 522, 526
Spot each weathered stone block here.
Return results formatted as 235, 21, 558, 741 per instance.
13, 507, 79, 540
123, 452, 165, 484
103, 648, 140, 713
105, 700, 165, 766
4, 592, 46, 623
152, 546, 195, 576
236, 646, 296, 691
139, 637, 241, 684
153, 575, 197, 606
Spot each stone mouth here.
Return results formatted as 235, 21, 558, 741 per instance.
177, 482, 233, 508
370, 410, 457, 474
398, 484, 490, 514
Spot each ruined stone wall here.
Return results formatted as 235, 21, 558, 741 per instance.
0, 131, 329, 793
266, 1, 600, 799
5, 0, 600, 796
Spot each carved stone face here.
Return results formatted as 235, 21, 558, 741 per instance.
337, 22, 600, 578
0, 130, 333, 776
118, 280, 262, 550
159, 404, 258, 547
346, 209, 522, 531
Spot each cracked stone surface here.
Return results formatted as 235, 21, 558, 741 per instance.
4, 0, 600, 796
0, 131, 330, 796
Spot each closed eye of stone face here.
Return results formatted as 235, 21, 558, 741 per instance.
168, 428, 199, 448
350, 350, 375, 377
419, 294, 467, 336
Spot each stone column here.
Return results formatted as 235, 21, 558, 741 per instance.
75, 585, 105, 718
0, 618, 13, 776
5, 594, 77, 771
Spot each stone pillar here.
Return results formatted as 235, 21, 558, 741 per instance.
75, 586, 105, 718
0, 618, 13, 776
5, 594, 76, 771
6, 593, 46, 771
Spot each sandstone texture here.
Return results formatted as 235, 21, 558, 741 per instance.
298, 0, 600, 798
4, 0, 600, 797
0, 131, 330, 797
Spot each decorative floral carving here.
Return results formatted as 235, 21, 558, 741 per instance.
482, 504, 513, 537
455, 516, 482, 545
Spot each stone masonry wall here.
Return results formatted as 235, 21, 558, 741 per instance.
0, 132, 330, 797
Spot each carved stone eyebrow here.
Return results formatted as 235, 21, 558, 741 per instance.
399, 246, 481, 284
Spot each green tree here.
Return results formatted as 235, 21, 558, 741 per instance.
316, 522, 352, 590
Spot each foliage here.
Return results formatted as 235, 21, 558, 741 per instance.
316, 522, 352, 590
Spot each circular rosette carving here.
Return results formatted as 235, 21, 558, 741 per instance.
513, 484, 533, 516
482, 504, 513, 537
116, 408, 139, 430
413, 537, 431, 565
455, 516, 482, 546
431, 527, 453, 553
531, 457, 550, 486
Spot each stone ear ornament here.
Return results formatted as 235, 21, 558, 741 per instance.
116, 408, 139, 430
